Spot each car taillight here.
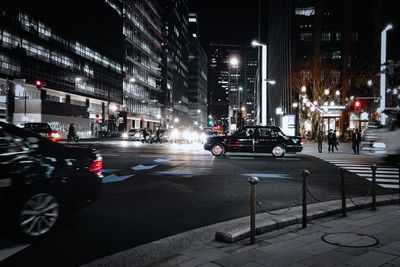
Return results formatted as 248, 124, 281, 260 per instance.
89, 158, 103, 173
49, 131, 61, 141
300, 138, 304, 145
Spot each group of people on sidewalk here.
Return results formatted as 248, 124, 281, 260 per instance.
317, 128, 362, 154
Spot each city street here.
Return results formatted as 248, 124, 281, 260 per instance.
1, 140, 396, 266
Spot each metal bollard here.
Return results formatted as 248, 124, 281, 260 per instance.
248, 176, 259, 244
371, 164, 377, 210
301, 170, 310, 228
340, 168, 347, 217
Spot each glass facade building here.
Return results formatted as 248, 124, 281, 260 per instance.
188, 13, 207, 128
122, 0, 163, 130
0, 0, 123, 137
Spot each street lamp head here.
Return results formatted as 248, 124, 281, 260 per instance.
265, 79, 276, 85
367, 80, 373, 87
292, 102, 298, 108
230, 57, 239, 66
197, 109, 201, 113
383, 24, 393, 32
301, 86, 307, 93
324, 89, 330, 96
335, 90, 341, 96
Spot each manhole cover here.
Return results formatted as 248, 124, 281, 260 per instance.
321, 232, 379, 248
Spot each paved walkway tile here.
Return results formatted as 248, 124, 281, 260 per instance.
300, 250, 353, 267
343, 251, 397, 267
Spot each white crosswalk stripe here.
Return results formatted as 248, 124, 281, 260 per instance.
317, 157, 399, 189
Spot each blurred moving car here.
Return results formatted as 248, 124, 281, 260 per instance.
364, 108, 400, 163
24, 122, 61, 142
204, 126, 303, 157
122, 128, 143, 141
170, 128, 199, 143
0, 122, 102, 238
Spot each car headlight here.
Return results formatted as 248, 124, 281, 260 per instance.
122, 132, 128, 138
183, 130, 191, 140
171, 129, 180, 139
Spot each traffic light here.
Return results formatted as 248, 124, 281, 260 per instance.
207, 118, 213, 127
34, 80, 43, 89
354, 99, 362, 111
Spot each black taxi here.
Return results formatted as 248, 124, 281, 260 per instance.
204, 126, 303, 157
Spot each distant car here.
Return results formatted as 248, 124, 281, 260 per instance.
23, 122, 61, 142
123, 129, 143, 141
0, 122, 102, 238
170, 128, 197, 143
204, 126, 303, 157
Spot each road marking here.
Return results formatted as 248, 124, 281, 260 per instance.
276, 158, 301, 161
347, 170, 398, 174
0, 243, 30, 261
132, 164, 158, 171
102, 174, 134, 183
154, 158, 172, 163
241, 173, 292, 179
358, 173, 399, 178
365, 178, 399, 183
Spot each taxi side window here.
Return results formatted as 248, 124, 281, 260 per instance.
259, 128, 276, 137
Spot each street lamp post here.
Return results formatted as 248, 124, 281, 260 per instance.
229, 56, 240, 130
252, 40, 267, 126
380, 24, 393, 125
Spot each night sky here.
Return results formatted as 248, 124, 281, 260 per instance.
188, 0, 260, 51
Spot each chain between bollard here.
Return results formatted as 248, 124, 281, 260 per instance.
306, 186, 341, 203
345, 183, 372, 207
256, 188, 303, 216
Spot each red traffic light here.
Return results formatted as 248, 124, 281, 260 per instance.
34, 80, 43, 89
354, 99, 362, 110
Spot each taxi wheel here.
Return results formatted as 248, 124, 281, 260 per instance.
211, 144, 225, 157
272, 145, 285, 158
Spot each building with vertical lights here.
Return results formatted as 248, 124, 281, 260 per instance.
208, 44, 257, 131
0, 0, 123, 137
268, 0, 400, 137
188, 13, 207, 129
122, 0, 163, 131
160, 0, 189, 127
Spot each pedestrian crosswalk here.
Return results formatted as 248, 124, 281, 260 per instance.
321, 159, 399, 189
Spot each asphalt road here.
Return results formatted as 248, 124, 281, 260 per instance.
0, 140, 392, 266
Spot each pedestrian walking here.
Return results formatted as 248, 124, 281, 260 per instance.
352, 128, 361, 155
156, 127, 161, 143
142, 127, 148, 143
334, 130, 339, 151
327, 129, 336, 153
317, 130, 323, 153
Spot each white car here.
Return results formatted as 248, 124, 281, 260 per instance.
123, 129, 143, 141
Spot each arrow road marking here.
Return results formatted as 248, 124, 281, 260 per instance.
242, 173, 292, 179
102, 174, 134, 184
131, 164, 158, 171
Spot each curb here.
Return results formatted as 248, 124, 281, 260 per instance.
215, 194, 399, 243
82, 194, 399, 267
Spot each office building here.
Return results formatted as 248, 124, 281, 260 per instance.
0, 0, 123, 137
160, 0, 189, 127
188, 13, 207, 128
122, 0, 164, 131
